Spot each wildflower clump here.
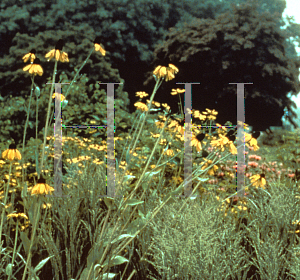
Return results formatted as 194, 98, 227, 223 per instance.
2, 144, 22, 161
45, 39, 69, 62
23, 58, 43, 76
153, 64, 179, 81
31, 177, 54, 196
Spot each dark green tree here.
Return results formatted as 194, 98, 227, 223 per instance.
143, 2, 300, 133
0, 0, 299, 145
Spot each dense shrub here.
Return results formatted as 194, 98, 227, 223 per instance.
143, 2, 300, 133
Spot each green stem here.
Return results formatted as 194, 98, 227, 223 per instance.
130, 78, 163, 154
114, 78, 163, 197
63, 47, 94, 101
35, 87, 40, 177
21, 76, 35, 190
39, 60, 58, 179
7, 219, 19, 280
0, 162, 12, 247
178, 92, 184, 119
21, 198, 41, 280
39, 47, 95, 179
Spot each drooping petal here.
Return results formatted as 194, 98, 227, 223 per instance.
23, 64, 32, 72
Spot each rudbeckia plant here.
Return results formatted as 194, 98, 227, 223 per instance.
1, 31, 299, 280
20, 37, 106, 188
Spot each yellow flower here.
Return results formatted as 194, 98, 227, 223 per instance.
164, 149, 174, 156
202, 109, 218, 120
52, 92, 66, 101
244, 132, 252, 142
228, 142, 237, 155
165, 71, 175, 81
162, 103, 170, 111
7, 213, 29, 232
136, 91, 148, 98
153, 64, 179, 82
210, 134, 230, 152
2, 144, 22, 161
146, 99, 160, 107
59, 51, 69, 62
150, 132, 160, 138
45, 39, 69, 62
193, 110, 207, 121
42, 203, 52, 209
201, 159, 218, 176
22, 49, 36, 63
191, 133, 204, 152
237, 121, 250, 131
171, 88, 185, 95
7, 213, 28, 221
170, 176, 183, 185
45, 50, 69, 62
168, 119, 180, 129
250, 174, 266, 189
168, 64, 179, 75
245, 132, 260, 151
23, 58, 43, 76
31, 177, 54, 195
153, 65, 167, 79
155, 121, 165, 129
94, 36, 106, 56
134, 101, 148, 112
236, 201, 248, 211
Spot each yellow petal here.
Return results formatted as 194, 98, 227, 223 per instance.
45, 50, 54, 58
23, 64, 31, 71
36, 65, 43, 76
55, 50, 60, 61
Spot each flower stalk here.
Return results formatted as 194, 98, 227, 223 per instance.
0, 162, 12, 247
21, 198, 42, 280
39, 60, 58, 179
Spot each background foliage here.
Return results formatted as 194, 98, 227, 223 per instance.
143, 2, 300, 133
0, 0, 299, 145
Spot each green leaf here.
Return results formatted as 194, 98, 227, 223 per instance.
61, 100, 68, 109
91, 114, 101, 121
162, 195, 177, 206
5, 264, 13, 276
87, 245, 104, 268
100, 273, 117, 279
118, 122, 129, 129
141, 169, 163, 190
100, 256, 129, 269
120, 198, 144, 210
111, 234, 135, 244
141, 181, 148, 191
122, 175, 136, 184
126, 216, 146, 236
103, 197, 116, 210
277, 155, 284, 163
123, 199, 144, 206
125, 148, 131, 163
34, 255, 54, 273
92, 132, 102, 137
79, 268, 89, 280
19, 232, 30, 255
27, 198, 38, 225
170, 184, 185, 196
197, 177, 210, 182
138, 209, 145, 219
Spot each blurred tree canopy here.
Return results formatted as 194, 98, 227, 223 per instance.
0, 0, 299, 145
143, 2, 300, 133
